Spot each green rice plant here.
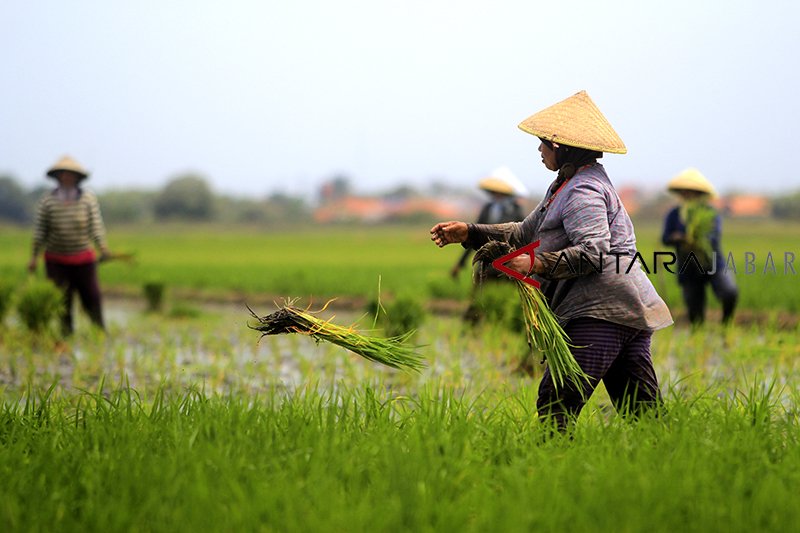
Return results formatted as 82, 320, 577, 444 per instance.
247, 301, 425, 372
381, 295, 426, 338
2, 380, 800, 533
472, 282, 520, 327
426, 275, 469, 300
0, 278, 17, 326
473, 241, 590, 390
15, 278, 63, 333
142, 280, 166, 312
168, 302, 202, 319
680, 200, 716, 266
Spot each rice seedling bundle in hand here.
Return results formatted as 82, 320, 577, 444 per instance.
680, 200, 716, 266
247, 302, 426, 373
473, 241, 590, 390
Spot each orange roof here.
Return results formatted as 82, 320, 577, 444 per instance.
313, 196, 386, 223
726, 195, 771, 217
388, 198, 461, 219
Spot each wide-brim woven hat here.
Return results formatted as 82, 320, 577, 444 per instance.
478, 177, 515, 195
668, 168, 717, 197
46, 155, 90, 181
479, 166, 529, 197
518, 90, 627, 154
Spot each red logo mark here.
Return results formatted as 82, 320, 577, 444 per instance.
491, 240, 541, 288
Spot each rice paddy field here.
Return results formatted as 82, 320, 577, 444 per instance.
1, 220, 799, 532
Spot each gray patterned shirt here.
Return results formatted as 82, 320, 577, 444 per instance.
465, 163, 673, 331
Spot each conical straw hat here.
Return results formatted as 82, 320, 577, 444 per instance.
518, 90, 627, 154
46, 155, 90, 180
484, 166, 529, 196
667, 168, 717, 197
478, 177, 515, 195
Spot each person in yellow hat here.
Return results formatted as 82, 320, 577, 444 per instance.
450, 168, 526, 325
28, 156, 112, 335
451, 169, 526, 280
430, 91, 672, 431
662, 168, 738, 325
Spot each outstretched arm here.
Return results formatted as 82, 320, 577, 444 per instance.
430, 221, 469, 247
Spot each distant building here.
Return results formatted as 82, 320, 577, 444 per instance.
314, 197, 386, 223
313, 195, 469, 223
723, 194, 771, 218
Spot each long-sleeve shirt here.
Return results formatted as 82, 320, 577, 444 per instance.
32, 188, 108, 258
463, 163, 673, 331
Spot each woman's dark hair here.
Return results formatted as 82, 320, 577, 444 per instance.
540, 139, 602, 182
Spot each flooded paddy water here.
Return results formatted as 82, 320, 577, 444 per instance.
1, 295, 799, 410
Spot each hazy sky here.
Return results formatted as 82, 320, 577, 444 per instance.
1, 0, 798, 198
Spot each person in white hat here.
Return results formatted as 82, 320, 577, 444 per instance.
430, 91, 672, 431
28, 155, 111, 335
662, 168, 738, 325
450, 168, 526, 325
450, 169, 525, 279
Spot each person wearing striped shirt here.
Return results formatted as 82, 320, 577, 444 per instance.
28, 156, 111, 335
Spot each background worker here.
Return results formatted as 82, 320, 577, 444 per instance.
28, 155, 111, 335
450, 167, 526, 325
450, 167, 526, 279
662, 168, 738, 325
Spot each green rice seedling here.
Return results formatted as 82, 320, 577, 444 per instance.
142, 280, 166, 312
473, 241, 589, 390
426, 275, 469, 300
472, 282, 520, 327
15, 278, 63, 333
247, 301, 426, 372
680, 200, 716, 266
3, 380, 800, 533
0, 278, 17, 326
382, 295, 426, 338
168, 301, 202, 319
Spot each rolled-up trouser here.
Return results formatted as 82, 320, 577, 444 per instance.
536, 317, 661, 431
45, 260, 105, 335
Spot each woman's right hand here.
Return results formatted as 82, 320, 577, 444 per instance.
430, 221, 468, 248
27, 259, 37, 273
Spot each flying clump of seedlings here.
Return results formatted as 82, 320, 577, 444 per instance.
247, 300, 426, 373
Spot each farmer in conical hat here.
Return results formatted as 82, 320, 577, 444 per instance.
662, 168, 738, 325
450, 167, 526, 325
28, 155, 111, 335
450, 167, 526, 279
431, 91, 672, 431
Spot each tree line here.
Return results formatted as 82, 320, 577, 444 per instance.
0, 174, 310, 225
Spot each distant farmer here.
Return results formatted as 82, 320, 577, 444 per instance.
662, 168, 738, 325
28, 156, 111, 335
451, 168, 526, 325
450, 167, 526, 279
431, 91, 672, 431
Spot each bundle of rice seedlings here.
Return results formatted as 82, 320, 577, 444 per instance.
680, 200, 716, 267
473, 241, 590, 390
247, 301, 426, 373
